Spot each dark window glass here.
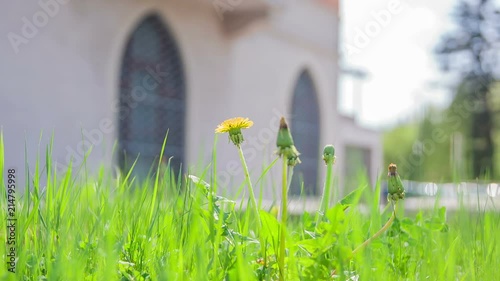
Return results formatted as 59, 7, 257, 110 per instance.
290, 71, 320, 196
119, 14, 186, 179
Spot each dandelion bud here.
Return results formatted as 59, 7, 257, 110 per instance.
276, 117, 294, 148
276, 117, 301, 166
287, 149, 301, 167
322, 145, 336, 165
387, 163, 405, 202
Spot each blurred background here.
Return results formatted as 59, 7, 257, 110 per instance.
0, 0, 499, 204
341, 0, 500, 184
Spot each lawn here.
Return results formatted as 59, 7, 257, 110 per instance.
1, 121, 499, 280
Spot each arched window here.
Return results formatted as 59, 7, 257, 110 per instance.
118, 14, 186, 179
290, 71, 320, 196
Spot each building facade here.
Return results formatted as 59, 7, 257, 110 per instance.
0, 0, 381, 198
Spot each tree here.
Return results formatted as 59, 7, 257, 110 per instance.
435, 0, 500, 178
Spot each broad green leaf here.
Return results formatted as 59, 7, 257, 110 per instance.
296, 238, 322, 254
259, 210, 280, 253
325, 204, 346, 232
339, 185, 366, 210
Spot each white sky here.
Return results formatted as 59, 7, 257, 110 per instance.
339, 0, 458, 129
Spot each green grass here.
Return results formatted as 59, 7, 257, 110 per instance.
1, 134, 500, 280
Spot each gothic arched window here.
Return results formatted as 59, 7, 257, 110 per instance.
290, 71, 321, 196
118, 14, 186, 179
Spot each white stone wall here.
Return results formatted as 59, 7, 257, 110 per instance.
0, 0, 381, 198
334, 115, 384, 194
0, 0, 231, 187
213, 0, 340, 198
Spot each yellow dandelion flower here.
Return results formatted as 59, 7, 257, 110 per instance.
215, 117, 253, 133
215, 117, 253, 146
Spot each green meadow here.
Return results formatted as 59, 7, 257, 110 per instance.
1, 126, 499, 281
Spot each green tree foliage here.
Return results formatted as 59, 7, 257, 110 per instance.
383, 86, 500, 181
384, 108, 455, 182
435, 0, 500, 178
489, 82, 500, 177
383, 122, 419, 179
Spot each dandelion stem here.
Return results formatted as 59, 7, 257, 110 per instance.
351, 202, 397, 257
237, 145, 261, 229
279, 158, 288, 281
317, 160, 334, 225
381, 201, 392, 215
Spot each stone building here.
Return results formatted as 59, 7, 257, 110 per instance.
0, 0, 381, 198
